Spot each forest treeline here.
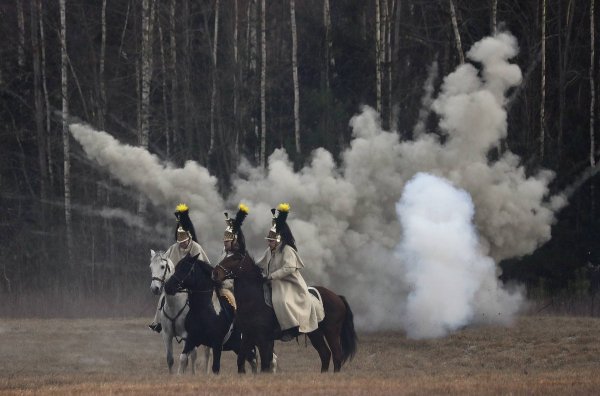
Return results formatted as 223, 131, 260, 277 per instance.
0, 0, 598, 315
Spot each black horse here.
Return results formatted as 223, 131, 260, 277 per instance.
164, 253, 256, 374
213, 252, 358, 373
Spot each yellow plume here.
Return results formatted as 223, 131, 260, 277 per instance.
277, 203, 290, 212
175, 203, 189, 212
238, 203, 250, 213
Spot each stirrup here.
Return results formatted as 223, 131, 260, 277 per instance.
149, 322, 162, 333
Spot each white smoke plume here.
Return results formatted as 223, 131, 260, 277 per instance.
70, 32, 561, 337
396, 173, 522, 339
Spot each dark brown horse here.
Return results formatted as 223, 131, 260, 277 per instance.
212, 252, 357, 373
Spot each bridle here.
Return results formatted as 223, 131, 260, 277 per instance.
169, 258, 214, 294
151, 256, 171, 292
216, 252, 247, 280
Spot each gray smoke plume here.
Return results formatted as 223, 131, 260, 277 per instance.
70, 32, 562, 337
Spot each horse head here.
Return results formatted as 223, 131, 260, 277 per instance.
212, 252, 257, 283
164, 253, 214, 295
149, 249, 174, 295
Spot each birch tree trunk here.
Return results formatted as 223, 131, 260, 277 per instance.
38, 0, 52, 186
323, 0, 333, 90
209, 0, 220, 157
540, 0, 547, 160
17, 0, 25, 68
558, 0, 574, 166
491, 0, 498, 34
233, 0, 239, 157
383, 0, 393, 129
60, 0, 73, 266
290, 0, 301, 155
449, 0, 465, 64
169, 0, 178, 148
248, 0, 259, 163
99, 0, 107, 130
30, 0, 47, 202
260, 0, 266, 168
375, 0, 382, 114
140, 0, 154, 150
158, 15, 170, 157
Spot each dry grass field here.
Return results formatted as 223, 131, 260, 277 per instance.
1, 316, 600, 395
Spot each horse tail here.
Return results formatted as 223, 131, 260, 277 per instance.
338, 295, 358, 365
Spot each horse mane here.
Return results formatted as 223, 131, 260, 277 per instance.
195, 258, 214, 278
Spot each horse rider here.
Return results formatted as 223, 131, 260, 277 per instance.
257, 203, 319, 342
149, 203, 210, 333
215, 204, 251, 309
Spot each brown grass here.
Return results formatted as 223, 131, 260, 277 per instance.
1, 316, 600, 395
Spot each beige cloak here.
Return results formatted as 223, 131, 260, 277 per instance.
257, 245, 319, 333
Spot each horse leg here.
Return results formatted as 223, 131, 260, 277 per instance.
307, 330, 331, 373
257, 338, 275, 373
189, 347, 197, 375
323, 324, 344, 372
178, 352, 189, 374
203, 346, 212, 374
247, 346, 258, 374
211, 347, 222, 374
179, 340, 194, 374
236, 337, 251, 374
162, 332, 174, 374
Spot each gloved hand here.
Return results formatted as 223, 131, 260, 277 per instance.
262, 276, 271, 283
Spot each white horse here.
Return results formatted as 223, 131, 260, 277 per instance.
149, 249, 211, 374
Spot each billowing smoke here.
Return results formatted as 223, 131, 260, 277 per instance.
396, 173, 522, 339
70, 32, 562, 337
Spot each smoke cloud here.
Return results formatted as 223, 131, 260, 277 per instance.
70, 32, 561, 338
396, 173, 522, 339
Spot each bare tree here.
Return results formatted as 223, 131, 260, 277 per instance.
233, 0, 240, 157
169, 0, 178, 149
99, 0, 107, 130
290, 0, 301, 155
384, 0, 393, 129
30, 0, 47, 202
558, 1, 574, 165
375, 0, 382, 114
157, 13, 170, 157
449, 0, 464, 64
140, 0, 154, 150
38, 0, 53, 186
491, 0, 498, 34
260, 0, 266, 168
540, 0, 547, 160
323, 0, 333, 90
209, 0, 221, 158
591, 0, 597, 218
591, 0, 596, 169
59, 0, 73, 266
17, 0, 25, 68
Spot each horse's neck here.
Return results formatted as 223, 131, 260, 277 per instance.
163, 291, 187, 312
233, 265, 267, 305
